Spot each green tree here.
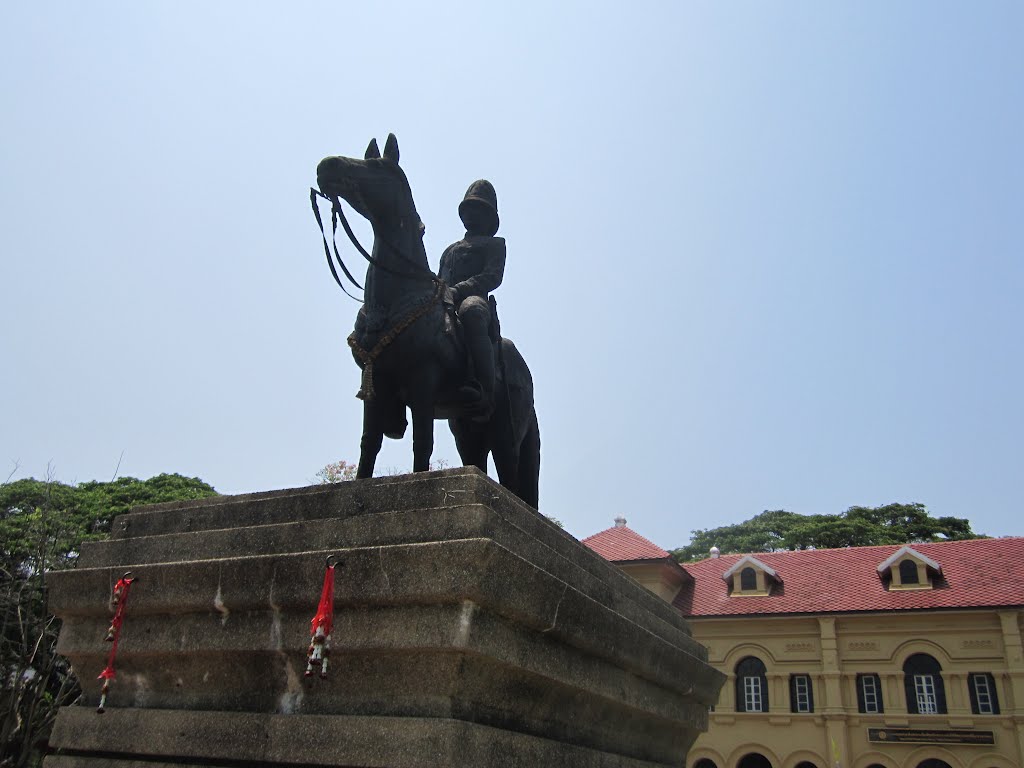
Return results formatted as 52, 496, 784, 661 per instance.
671, 510, 804, 562
0, 478, 82, 576
672, 503, 981, 563
0, 471, 217, 768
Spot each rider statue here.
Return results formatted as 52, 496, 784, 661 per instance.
439, 180, 505, 416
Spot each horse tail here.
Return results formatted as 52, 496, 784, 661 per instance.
517, 409, 541, 510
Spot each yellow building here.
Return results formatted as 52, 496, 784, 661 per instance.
583, 520, 1024, 768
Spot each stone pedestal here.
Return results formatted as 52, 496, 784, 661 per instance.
45, 467, 723, 767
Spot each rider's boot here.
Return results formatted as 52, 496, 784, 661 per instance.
467, 333, 495, 422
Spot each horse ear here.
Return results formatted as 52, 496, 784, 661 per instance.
365, 138, 381, 160
383, 133, 400, 164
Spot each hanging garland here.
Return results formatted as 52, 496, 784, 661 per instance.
305, 556, 338, 679
97, 572, 136, 713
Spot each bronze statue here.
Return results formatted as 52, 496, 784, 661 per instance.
315, 135, 540, 508
438, 181, 505, 417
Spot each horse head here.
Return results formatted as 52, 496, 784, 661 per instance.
316, 134, 423, 237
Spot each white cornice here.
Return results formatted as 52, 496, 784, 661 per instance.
722, 554, 779, 582
876, 545, 942, 574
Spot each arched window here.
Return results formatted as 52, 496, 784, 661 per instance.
915, 760, 953, 768
735, 656, 769, 712
899, 559, 920, 584
737, 754, 773, 768
903, 654, 947, 714
740, 567, 758, 591
794, 762, 819, 768
693, 760, 718, 768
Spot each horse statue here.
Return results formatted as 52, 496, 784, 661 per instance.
315, 134, 540, 508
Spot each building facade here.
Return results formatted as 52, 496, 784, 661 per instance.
582, 523, 1024, 768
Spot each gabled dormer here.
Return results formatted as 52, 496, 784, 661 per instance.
876, 545, 941, 591
722, 555, 781, 597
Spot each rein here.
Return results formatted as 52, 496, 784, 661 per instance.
310, 188, 437, 302
310, 188, 364, 301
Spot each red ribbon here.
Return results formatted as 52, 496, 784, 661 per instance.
97, 575, 135, 712
306, 562, 336, 678
311, 564, 335, 638
100, 577, 134, 679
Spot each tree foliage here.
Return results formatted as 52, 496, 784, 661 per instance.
0, 472, 217, 767
671, 503, 981, 563
315, 460, 358, 484
1, 474, 217, 577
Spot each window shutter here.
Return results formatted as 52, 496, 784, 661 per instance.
789, 674, 813, 713
935, 674, 947, 714
857, 674, 884, 714
969, 673, 1000, 715
904, 672, 919, 714
869, 674, 883, 713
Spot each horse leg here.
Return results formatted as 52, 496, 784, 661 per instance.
449, 418, 489, 473
490, 434, 520, 500
356, 400, 385, 479
410, 371, 440, 473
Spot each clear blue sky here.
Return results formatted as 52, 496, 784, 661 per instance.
2, 3, 1021, 550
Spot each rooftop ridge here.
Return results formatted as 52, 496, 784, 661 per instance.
685, 535, 1015, 563
582, 524, 672, 562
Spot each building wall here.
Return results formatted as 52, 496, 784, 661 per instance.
684, 609, 1024, 768
616, 561, 688, 603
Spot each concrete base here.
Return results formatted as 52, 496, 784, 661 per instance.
45, 468, 723, 767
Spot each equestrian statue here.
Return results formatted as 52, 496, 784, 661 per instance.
314, 134, 540, 508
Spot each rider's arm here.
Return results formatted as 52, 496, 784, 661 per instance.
451, 237, 505, 301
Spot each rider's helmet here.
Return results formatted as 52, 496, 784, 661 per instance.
458, 180, 499, 237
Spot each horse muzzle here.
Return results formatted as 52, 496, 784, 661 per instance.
316, 156, 363, 196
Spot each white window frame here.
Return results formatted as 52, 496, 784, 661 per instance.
972, 673, 994, 714
793, 675, 811, 713
914, 673, 937, 714
860, 674, 880, 713
743, 675, 764, 712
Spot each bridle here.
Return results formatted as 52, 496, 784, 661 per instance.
309, 186, 439, 304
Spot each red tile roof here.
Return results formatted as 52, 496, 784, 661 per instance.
669, 538, 1024, 617
582, 524, 672, 562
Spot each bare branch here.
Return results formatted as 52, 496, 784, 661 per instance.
4, 458, 21, 486
110, 449, 126, 482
